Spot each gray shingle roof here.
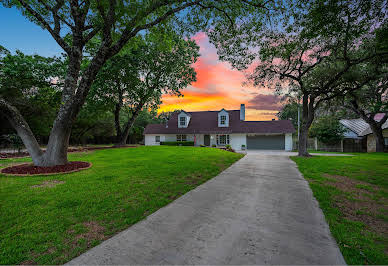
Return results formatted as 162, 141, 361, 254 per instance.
340, 116, 388, 136
339, 118, 370, 136
361, 120, 388, 136
144, 110, 295, 134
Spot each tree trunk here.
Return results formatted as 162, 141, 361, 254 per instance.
117, 105, 143, 146
1, 37, 118, 166
114, 103, 122, 143
298, 95, 314, 157
370, 124, 385, 152
298, 125, 310, 156
114, 88, 124, 143
39, 125, 72, 166
350, 99, 387, 153
36, 45, 113, 166
0, 98, 44, 165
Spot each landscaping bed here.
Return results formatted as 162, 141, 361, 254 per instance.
292, 153, 388, 265
0, 145, 137, 159
1, 161, 91, 176
0, 146, 243, 264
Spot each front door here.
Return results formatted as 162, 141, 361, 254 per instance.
204, 135, 210, 146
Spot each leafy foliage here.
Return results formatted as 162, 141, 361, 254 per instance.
0, 49, 64, 137
1, 0, 273, 165
276, 102, 300, 129
90, 29, 199, 143
309, 116, 345, 144
160, 141, 194, 146
209, 0, 388, 156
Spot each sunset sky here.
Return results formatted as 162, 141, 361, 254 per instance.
159, 32, 282, 121
0, 7, 283, 121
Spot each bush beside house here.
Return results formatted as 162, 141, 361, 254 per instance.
160, 141, 195, 146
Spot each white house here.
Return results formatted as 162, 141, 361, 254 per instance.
144, 104, 295, 151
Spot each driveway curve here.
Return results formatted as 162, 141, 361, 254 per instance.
68, 153, 345, 265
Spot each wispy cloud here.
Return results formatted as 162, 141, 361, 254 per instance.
248, 94, 282, 111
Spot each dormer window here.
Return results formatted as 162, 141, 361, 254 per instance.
218, 109, 229, 127
180, 116, 186, 126
177, 111, 191, 128
220, 115, 226, 125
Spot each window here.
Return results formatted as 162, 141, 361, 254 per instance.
180, 116, 186, 126
385, 138, 388, 146
177, 134, 187, 142
216, 134, 230, 145
155, 136, 160, 143
220, 115, 226, 125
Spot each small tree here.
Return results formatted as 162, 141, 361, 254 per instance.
91, 31, 199, 145
276, 101, 300, 129
309, 116, 345, 144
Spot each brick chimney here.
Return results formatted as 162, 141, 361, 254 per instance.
240, 104, 245, 121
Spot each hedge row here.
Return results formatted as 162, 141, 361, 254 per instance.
160, 141, 194, 146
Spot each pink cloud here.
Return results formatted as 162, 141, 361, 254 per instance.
248, 94, 282, 111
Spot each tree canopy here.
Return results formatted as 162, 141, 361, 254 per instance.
0, 0, 274, 166
91, 29, 199, 144
209, 0, 388, 156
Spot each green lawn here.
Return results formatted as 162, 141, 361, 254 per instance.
292, 153, 388, 265
0, 146, 243, 264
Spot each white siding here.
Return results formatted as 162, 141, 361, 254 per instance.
285, 133, 293, 151
164, 134, 195, 142
145, 134, 200, 145
229, 134, 246, 150
195, 134, 204, 146
145, 134, 166, 146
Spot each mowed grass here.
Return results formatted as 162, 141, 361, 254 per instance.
292, 153, 388, 265
0, 146, 243, 264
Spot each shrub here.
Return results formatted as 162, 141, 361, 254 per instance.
1, 134, 24, 153
224, 144, 235, 152
309, 116, 346, 144
212, 144, 216, 147
160, 141, 194, 146
200, 144, 206, 147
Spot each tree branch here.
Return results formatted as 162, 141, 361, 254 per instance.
17, 0, 71, 53
0, 98, 44, 162
108, 0, 203, 57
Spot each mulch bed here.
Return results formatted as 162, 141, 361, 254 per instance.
0, 145, 137, 159
1, 161, 91, 176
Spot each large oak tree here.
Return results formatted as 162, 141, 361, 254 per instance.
0, 0, 270, 166
209, 0, 388, 156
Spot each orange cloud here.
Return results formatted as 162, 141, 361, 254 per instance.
158, 32, 281, 121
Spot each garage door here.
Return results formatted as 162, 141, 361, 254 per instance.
247, 135, 285, 150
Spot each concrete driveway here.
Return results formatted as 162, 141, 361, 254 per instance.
68, 153, 345, 265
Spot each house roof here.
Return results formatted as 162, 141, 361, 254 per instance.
339, 118, 370, 136
144, 110, 295, 134
340, 114, 388, 136
361, 120, 388, 136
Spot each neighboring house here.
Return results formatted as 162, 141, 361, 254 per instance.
340, 115, 388, 152
144, 104, 295, 151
